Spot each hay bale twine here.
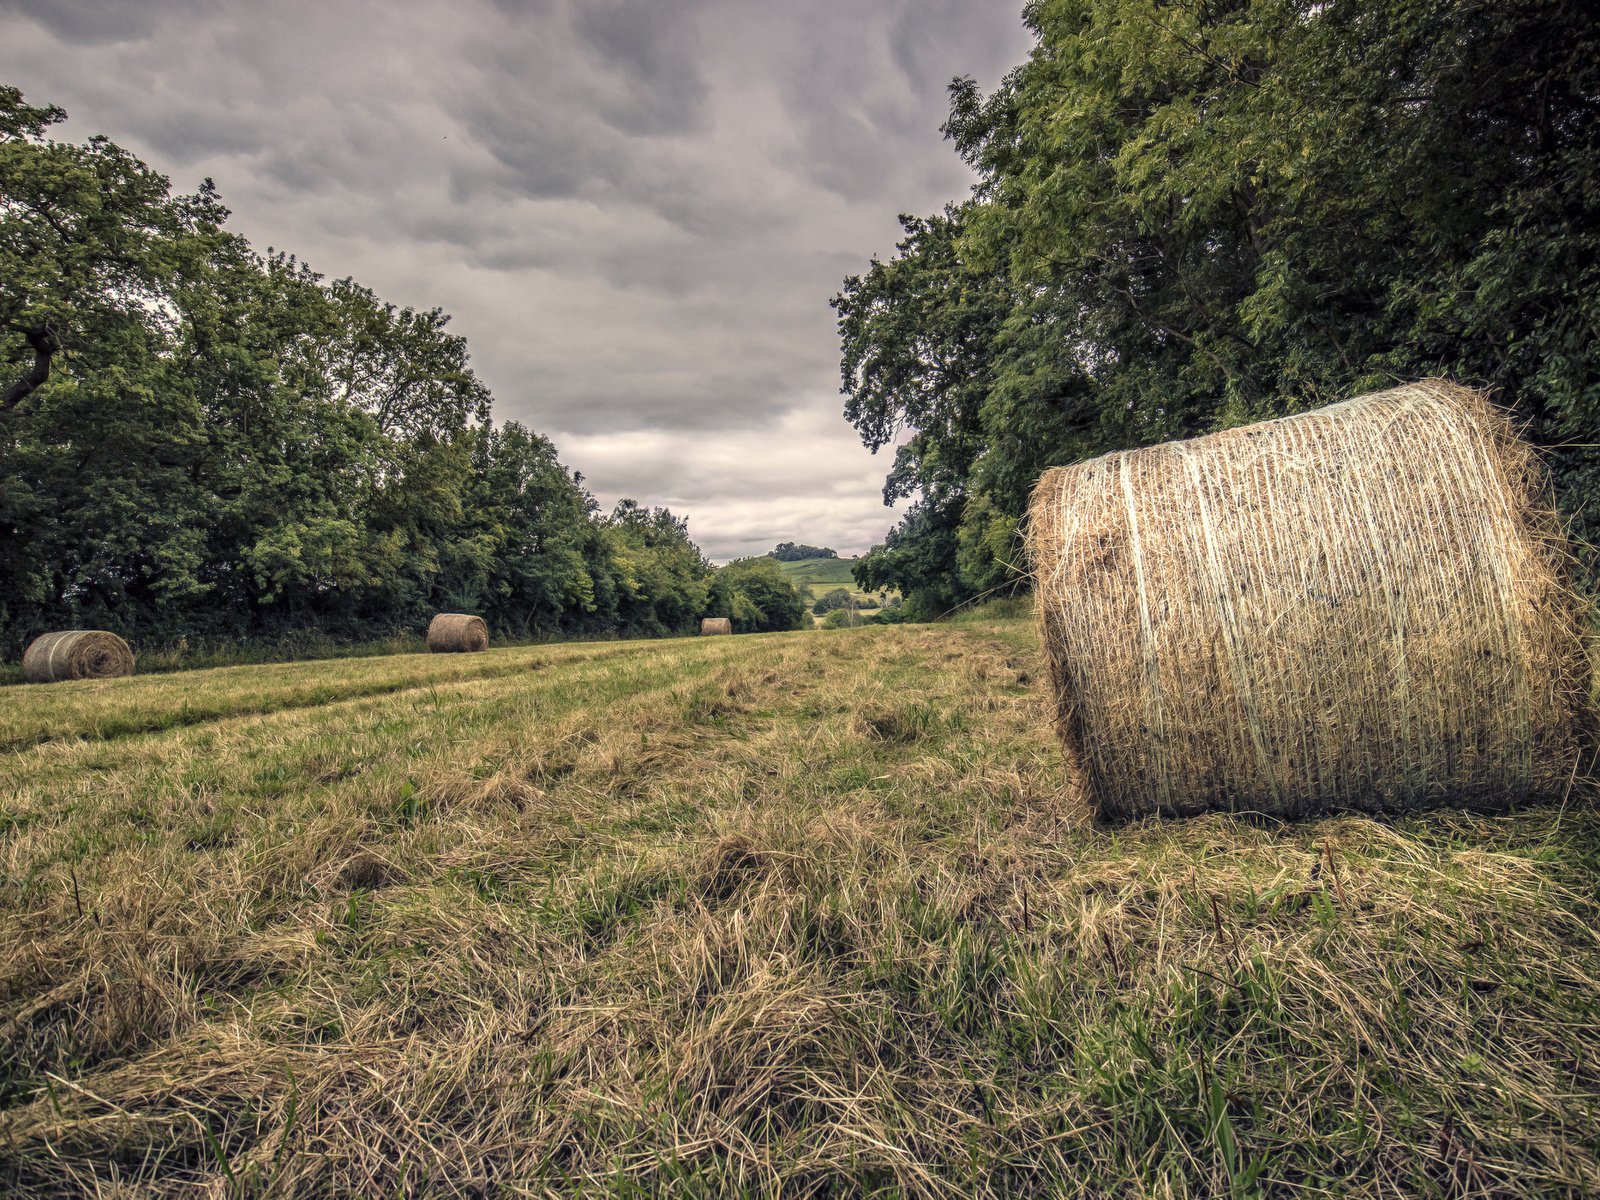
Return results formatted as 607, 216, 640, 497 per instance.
1026, 379, 1593, 823
426, 613, 489, 653
701, 617, 733, 636
22, 631, 135, 683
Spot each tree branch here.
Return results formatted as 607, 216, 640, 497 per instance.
1, 323, 61, 411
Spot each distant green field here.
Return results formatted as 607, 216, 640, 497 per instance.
765, 555, 897, 623
767, 554, 859, 588
769, 554, 892, 598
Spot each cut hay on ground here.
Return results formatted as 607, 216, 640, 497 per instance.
700, 617, 733, 636
3, 625, 1600, 1196
1026, 379, 1593, 823
21, 631, 135, 683
426, 613, 489, 653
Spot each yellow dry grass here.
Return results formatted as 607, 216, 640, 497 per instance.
1, 620, 1598, 1197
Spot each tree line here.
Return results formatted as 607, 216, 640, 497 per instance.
837, 0, 1600, 617
0, 87, 807, 657
770, 542, 836, 562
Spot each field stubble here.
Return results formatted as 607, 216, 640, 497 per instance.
1, 621, 1597, 1196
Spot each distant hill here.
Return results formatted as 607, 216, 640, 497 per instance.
764, 555, 899, 621
768, 554, 859, 590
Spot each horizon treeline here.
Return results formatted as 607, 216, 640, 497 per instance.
0, 87, 806, 657
839, 0, 1600, 617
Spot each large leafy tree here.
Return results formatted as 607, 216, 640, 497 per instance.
0, 87, 724, 656
840, 0, 1600, 611
599, 501, 712, 637
0, 85, 190, 414
468, 422, 599, 633
707, 557, 809, 633
1, 87, 222, 641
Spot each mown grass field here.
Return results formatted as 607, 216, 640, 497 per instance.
2, 618, 1599, 1197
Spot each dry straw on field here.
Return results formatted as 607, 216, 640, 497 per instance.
426, 613, 489, 653
4, 627, 1600, 1195
1026, 379, 1594, 823
701, 617, 733, 636
21, 630, 135, 683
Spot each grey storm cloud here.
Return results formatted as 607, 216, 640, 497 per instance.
0, 0, 1032, 560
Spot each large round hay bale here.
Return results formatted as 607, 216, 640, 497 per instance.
426, 613, 489, 653
700, 617, 733, 636
1026, 379, 1593, 823
22, 631, 135, 683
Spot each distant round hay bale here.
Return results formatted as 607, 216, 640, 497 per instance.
701, 617, 733, 636
22, 631, 135, 683
1026, 379, 1593, 823
426, 613, 489, 653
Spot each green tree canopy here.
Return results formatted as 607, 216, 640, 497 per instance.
708, 557, 809, 633
771, 542, 837, 561
811, 587, 853, 616
839, 0, 1600, 612
0, 87, 719, 656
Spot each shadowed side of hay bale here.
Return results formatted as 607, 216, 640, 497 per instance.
1026, 379, 1594, 823
426, 614, 489, 653
22, 631, 136, 683
700, 618, 733, 636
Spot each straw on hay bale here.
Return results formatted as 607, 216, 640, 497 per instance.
22, 631, 135, 683
426, 613, 489, 653
1026, 379, 1593, 823
701, 617, 733, 636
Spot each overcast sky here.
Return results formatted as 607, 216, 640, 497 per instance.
0, 0, 1032, 560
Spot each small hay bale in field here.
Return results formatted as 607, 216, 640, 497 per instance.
1026, 379, 1593, 823
22, 631, 135, 683
426, 613, 489, 653
701, 617, 733, 636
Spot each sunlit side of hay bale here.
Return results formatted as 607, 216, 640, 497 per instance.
700, 617, 733, 636
426, 614, 489, 653
1026, 379, 1593, 822
22, 631, 136, 683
